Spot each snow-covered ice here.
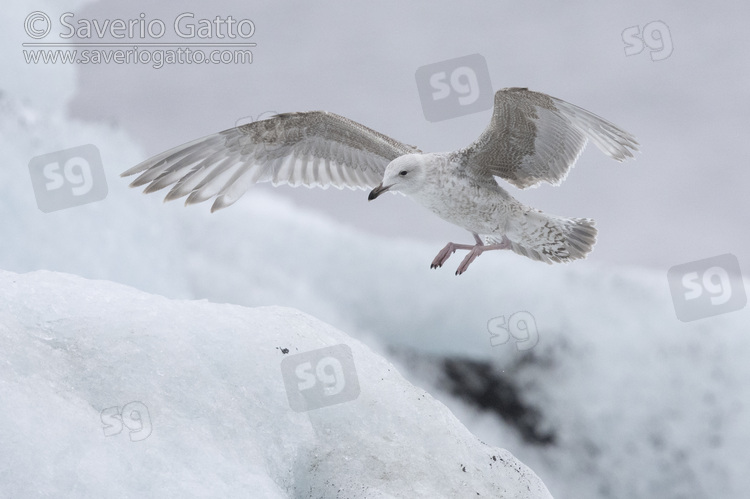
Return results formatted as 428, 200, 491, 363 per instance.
0, 269, 552, 498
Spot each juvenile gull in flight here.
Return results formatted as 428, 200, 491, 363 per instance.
122, 87, 638, 274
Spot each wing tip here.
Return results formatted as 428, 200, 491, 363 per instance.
184, 191, 206, 206
210, 198, 226, 213
162, 189, 184, 202
142, 182, 167, 195
210, 195, 240, 213
120, 166, 143, 178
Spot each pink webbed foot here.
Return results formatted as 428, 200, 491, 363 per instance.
430, 242, 475, 269
430, 233, 512, 275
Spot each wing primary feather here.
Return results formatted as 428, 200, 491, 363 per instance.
457, 88, 638, 189
122, 111, 419, 210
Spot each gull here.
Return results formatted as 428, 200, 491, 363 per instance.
122, 87, 638, 275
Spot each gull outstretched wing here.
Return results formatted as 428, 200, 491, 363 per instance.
454, 87, 638, 188
122, 111, 420, 212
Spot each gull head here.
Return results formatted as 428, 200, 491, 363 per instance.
368, 154, 427, 201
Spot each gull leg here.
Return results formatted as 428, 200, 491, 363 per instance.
430, 242, 476, 269
455, 234, 512, 275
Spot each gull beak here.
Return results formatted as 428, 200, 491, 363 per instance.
368, 183, 391, 201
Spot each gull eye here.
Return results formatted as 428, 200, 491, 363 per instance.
399, 170, 408, 176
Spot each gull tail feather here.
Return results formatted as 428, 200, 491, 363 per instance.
486, 212, 597, 264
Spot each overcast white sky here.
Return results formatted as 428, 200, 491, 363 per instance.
12, 0, 750, 275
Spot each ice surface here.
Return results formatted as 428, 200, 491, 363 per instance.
0, 269, 552, 498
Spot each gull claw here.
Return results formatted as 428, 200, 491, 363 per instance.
430, 242, 474, 269
431, 235, 513, 275
455, 247, 483, 275
430, 243, 457, 268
